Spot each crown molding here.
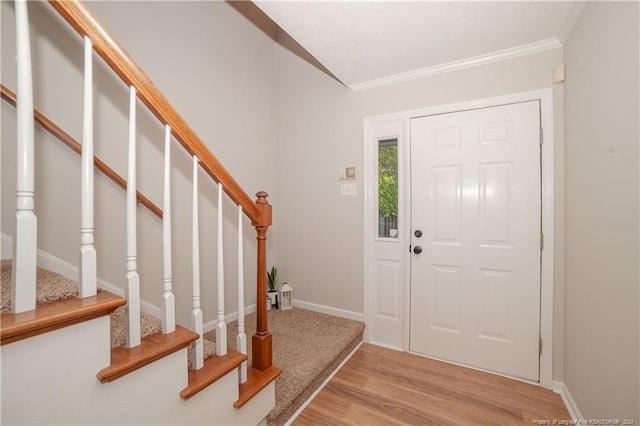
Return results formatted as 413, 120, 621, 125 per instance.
350, 37, 562, 92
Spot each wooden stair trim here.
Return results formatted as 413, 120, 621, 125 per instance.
48, 0, 261, 224
0, 291, 125, 346
180, 349, 248, 400
234, 365, 282, 409
47, 0, 275, 374
0, 84, 163, 219
98, 326, 198, 383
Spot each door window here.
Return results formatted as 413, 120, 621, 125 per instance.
378, 138, 398, 238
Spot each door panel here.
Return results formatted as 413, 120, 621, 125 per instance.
433, 166, 462, 243
409, 101, 541, 381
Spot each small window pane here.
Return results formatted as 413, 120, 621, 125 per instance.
378, 138, 398, 238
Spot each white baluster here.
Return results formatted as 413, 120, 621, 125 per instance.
161, 124, 175, 334
12, 0, 37, 313
80, 36, 97, 298
126, 86, 141, 347
216, 182, 227, 356
237, 205, 247, 383
190, 156, 204, 370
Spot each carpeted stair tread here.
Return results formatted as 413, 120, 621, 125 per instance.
1, 259, 79, 313
204, 308, 365, 426
110, 305, 163, 349
2, 260, 164, 349
187, 338, 217, 369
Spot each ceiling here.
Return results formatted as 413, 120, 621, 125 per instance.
253, 1, 585, 91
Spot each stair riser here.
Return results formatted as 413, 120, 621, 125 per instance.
1, 316, 273, 425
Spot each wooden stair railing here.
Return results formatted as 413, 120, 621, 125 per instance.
47, 1, 260, 221
0, 84, 163, 219
45, 0, 273, 373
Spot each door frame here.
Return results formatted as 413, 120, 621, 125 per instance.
363, 89, 555, 389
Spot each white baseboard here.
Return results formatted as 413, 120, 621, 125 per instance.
201, 299, 364, 336
203, 303, 258, 334
202, 298, 364, 336
1, 232, 161, 317
97, 278, 161, 318
367, 340, 403, 351
293, 299, 364, 322
553, 380, 584, 421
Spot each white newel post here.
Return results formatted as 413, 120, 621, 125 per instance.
126, 86, 141, 347
216, 182, 227, 356
161, 124, 175, 334
12, 0, 37, 313
80, 36, 97, 298
237, 205, 247, 383
190, 156, 204, 370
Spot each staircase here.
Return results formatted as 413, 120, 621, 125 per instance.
1, 256, 366, 425
1, 0, 279, 424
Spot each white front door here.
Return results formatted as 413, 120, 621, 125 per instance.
409, 101, 541, 381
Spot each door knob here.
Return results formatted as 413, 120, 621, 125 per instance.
414, 230, 423, 238
413, 246, 423, 254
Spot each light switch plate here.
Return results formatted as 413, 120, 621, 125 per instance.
340, 183, 357, 196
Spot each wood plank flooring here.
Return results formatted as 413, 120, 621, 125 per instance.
293, 343, 569, 425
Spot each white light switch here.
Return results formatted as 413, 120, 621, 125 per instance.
340, 183, 357, 196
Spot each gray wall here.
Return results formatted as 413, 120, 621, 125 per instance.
274, 41, 567, 377
274, 44, 564, 307
564, 1, 639, 419
1, 1, 278, 326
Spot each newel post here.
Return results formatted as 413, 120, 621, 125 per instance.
252, 191, 272, 371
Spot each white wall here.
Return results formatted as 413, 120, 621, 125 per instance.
564, 1, 639, 420
274, 41, 567, 376
1, 1, 278, 326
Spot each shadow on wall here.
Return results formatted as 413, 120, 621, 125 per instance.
226, 0, 345, 88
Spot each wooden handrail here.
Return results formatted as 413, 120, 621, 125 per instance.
45, 0, 273, 373
47, 0, 261, 224
1, 83, 163, 219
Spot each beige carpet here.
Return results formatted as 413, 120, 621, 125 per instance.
1, 259, 161, 348
205, 308, 365, 426
1, 259, 78, 312
109, 305, 163, 349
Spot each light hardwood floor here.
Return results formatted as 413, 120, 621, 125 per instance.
293, 343, 569, 425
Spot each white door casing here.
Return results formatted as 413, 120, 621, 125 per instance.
363, 119, 411, 350
363, 89, 554, 388
409, 101, 541, 381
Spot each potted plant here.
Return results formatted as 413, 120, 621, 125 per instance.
267, 266, 279, 309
